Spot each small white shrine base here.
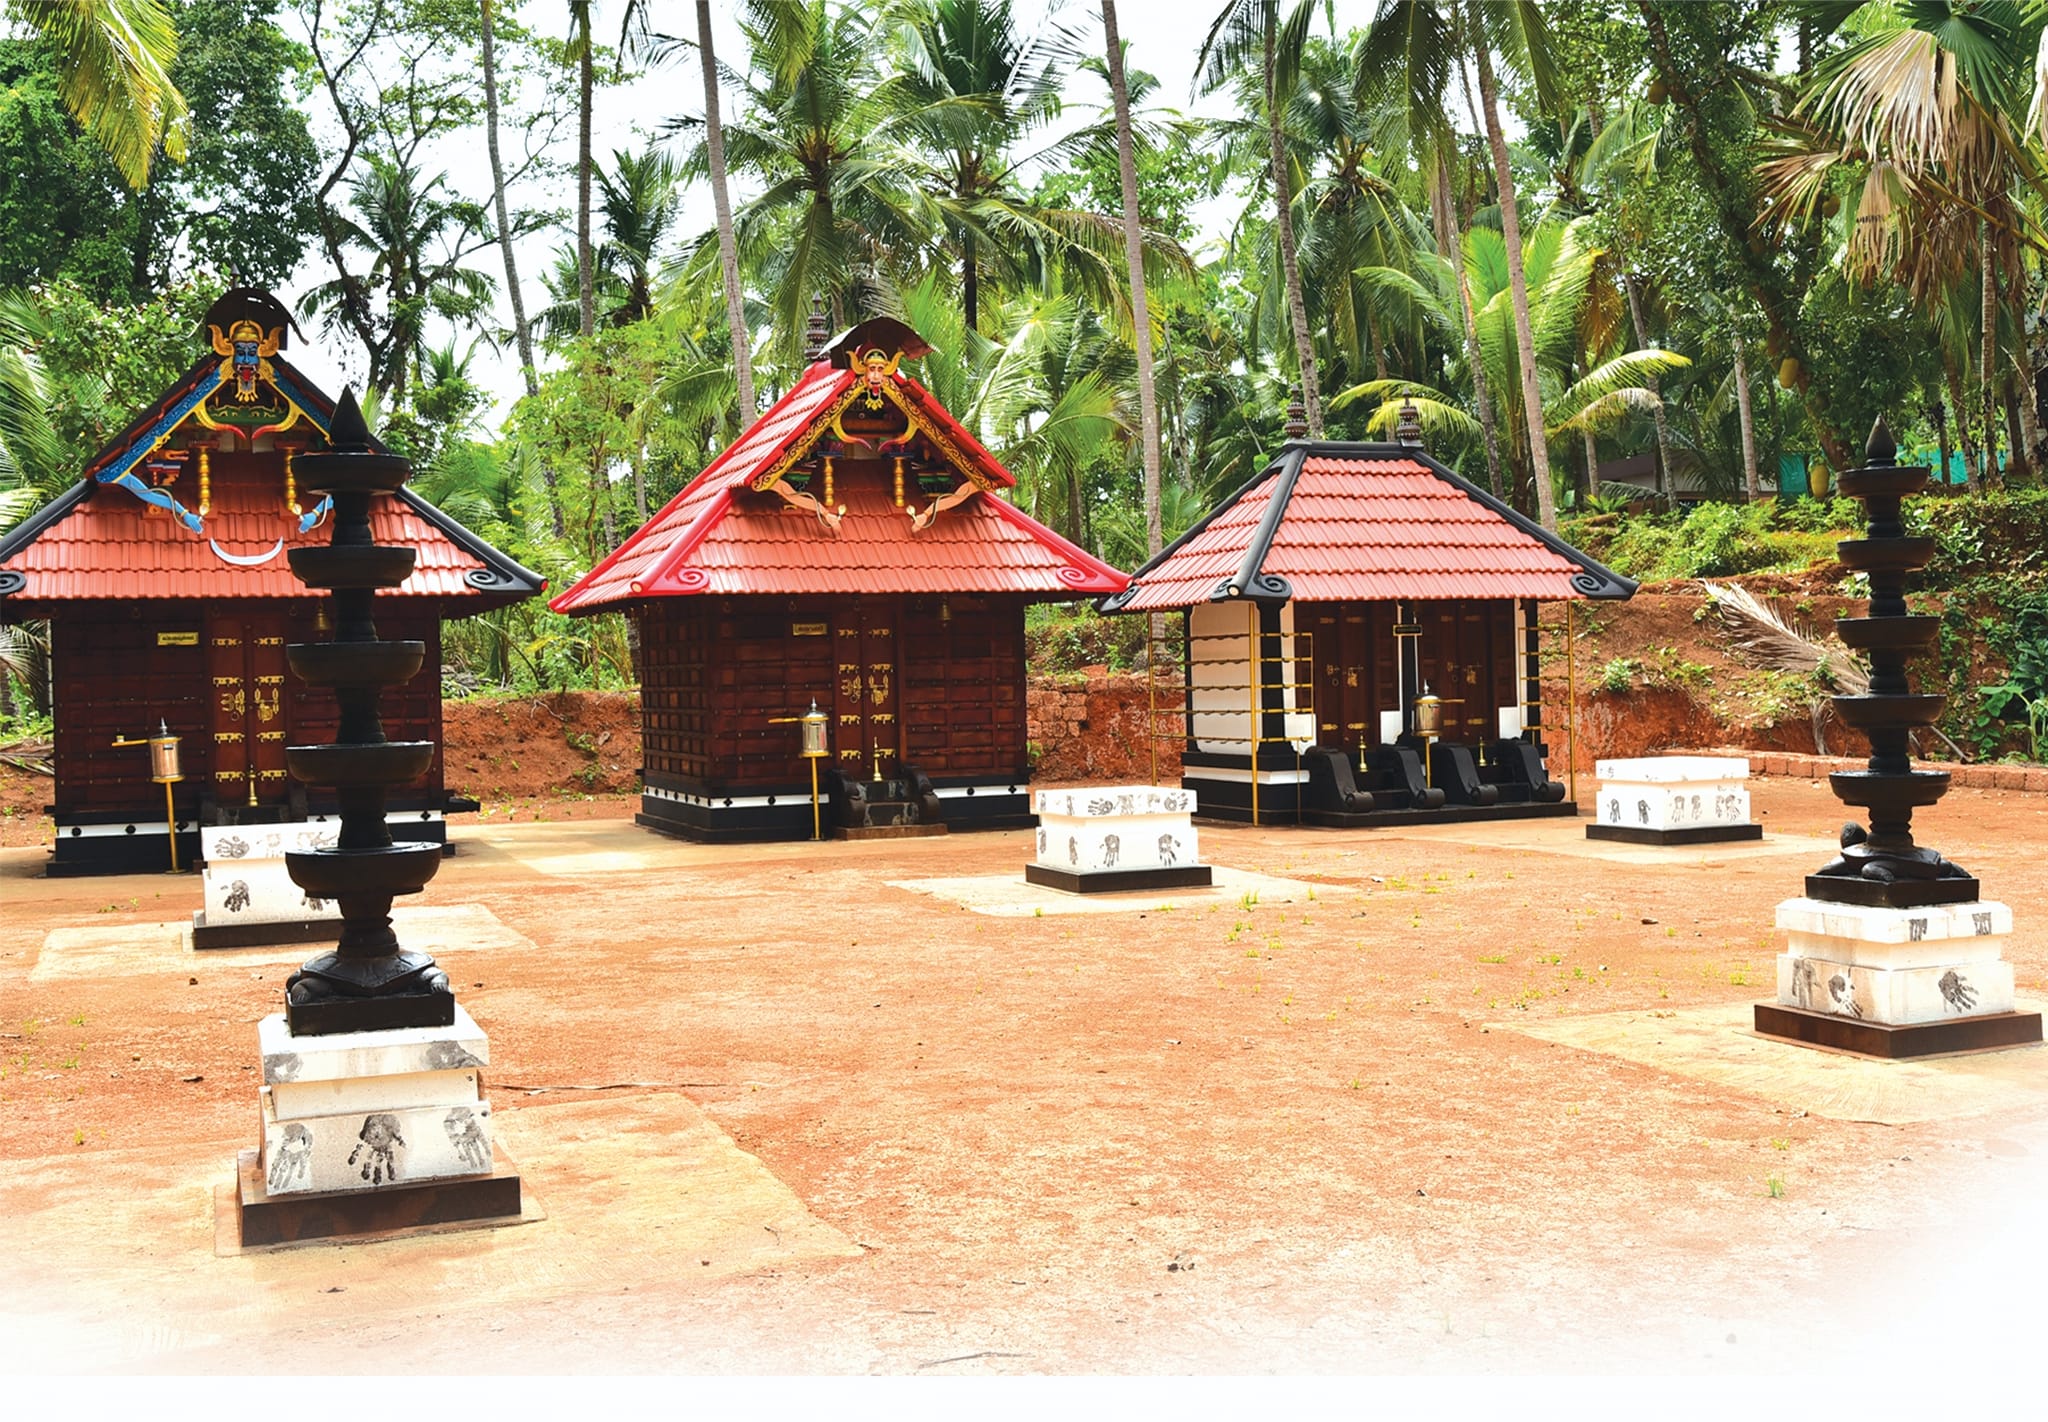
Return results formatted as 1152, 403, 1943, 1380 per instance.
1586, 755, 1759, 845
192, 822, 342, 949
237, 1004, 521, 1247
1756, 897, 2043, 1058
1025, 785, 1212, 893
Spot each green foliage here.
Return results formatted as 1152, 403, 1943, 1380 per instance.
20, 275, 222, 478
1596, 657, 1640, 694
1024, 603, 1150, 674
1564, 497, 1858, 582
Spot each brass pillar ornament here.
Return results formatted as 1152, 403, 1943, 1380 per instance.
280, 388, 452, 1034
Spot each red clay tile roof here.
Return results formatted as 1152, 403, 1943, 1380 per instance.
1103, 445, 1634, 613
552, 356, 1125, 612
0, 467, 526, 607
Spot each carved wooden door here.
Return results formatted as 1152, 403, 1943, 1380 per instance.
1308, 605, 1375, 756
207, 611, 291, 808
832, 600, 900, 781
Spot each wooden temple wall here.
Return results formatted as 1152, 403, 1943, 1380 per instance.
636, 593, 1029, 794
49, 599, 446, 819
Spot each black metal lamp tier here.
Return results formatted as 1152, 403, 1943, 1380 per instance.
1808, 417, 1977, 909
280, 389, 452, 1034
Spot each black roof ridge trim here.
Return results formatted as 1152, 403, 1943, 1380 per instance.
0, 479, 94, 586
396, 487, 546, 600
1096, 449, 1291, 614
1220, 445, 1306, 606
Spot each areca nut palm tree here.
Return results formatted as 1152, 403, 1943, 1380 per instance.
1101, 0, 1163, 560
697, 0, 757, 419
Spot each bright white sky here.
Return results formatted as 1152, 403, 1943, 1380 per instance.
279, 0, 1252, 426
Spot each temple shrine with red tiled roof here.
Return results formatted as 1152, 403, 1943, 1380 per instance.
0, 288, 544, 874
1100, 402, 1635, 826
552, 312, 1126, 841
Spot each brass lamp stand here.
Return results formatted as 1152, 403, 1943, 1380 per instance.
772, 699, 832, 839
110, 722, 184, 871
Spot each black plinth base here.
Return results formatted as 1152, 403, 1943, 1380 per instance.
1754, 1003, 2043, 1059
832, 822, 949, 840
286, 981, 455, 1036
1804, 874, 1982, 908
231, 1146, 523, 1248
1024, 862, 1214, 894
1587, 823, 1763, 846
192, 917, 337, 951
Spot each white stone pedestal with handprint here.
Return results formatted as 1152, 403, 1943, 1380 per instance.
1586, 755, 1760, 845
255, 1007, 498, 1197
1025, 785, 1213, 893
193, 822, 344, 949
1773, 897, 2016, 1028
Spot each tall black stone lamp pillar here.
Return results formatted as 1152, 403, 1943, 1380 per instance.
1755, 418, 2041, 1057
282, 389, 450, 1035
233, 389, 519, 1247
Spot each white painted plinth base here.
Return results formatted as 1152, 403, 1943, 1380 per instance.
1594, 756, 1752, 833
1032, 785, 1201, 875
1775, 897, 2016, 1028
195, 822, 342, 932
256, 1007, 496, 1197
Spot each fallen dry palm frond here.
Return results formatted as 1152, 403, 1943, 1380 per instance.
1700, 580, 1969, 762
1702, 580, 1868, 695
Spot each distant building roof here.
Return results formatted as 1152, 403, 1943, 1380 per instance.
1101, 441, 1635, 614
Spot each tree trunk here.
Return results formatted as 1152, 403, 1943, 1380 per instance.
962, 228, 980, 334
1104, 0, 1162, 561
1431, 153, 1506, 498
1732, 325, 1760, 499
1624, 273, 1674, 507
2012, 317, 2043, 477
1981, 221, 1997, 493
2004, 390, 2027, 483
577, 12, 596, 341
483, 2, 537, 400
1945, 353, 1977, 495
1264, 23, 1322, 439
1582, 427, 1600, 502
1471, 21, 1557, 529
698, 0, 756, 420
1930, 395, 1952, 491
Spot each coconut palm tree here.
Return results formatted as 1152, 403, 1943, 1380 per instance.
0, 291, 57, 534
1358, 0, 1564, 522
298, 158, 496, 405
1197, 0, 1324, 436
677, 1, 927, 364
11, 0, 188, 191
1762, 0, 2048, 492
1338, 219, 1688, 486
